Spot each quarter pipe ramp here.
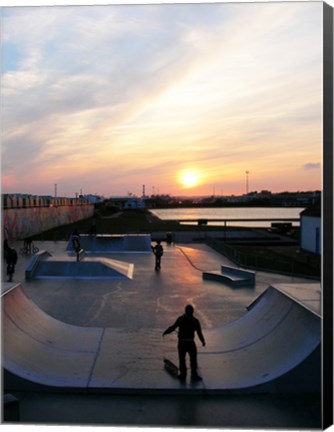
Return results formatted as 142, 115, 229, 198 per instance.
2, 282, 321, 393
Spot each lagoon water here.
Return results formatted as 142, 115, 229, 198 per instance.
151, 207, 304, 228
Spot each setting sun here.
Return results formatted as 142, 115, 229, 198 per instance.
179, 169, 200, 189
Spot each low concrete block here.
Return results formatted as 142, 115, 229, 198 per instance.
203, 265, 255, 287
221, 265, 256, 285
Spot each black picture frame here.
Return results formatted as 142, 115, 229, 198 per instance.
1, 1, 333, 430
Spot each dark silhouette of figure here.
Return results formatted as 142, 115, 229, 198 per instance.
4, 239, 9, 259
152, 240, 164, 270
23, 237, 32, 254
90, 218, 97, 236
163, 304, 206, 381
4, 240, 18, 282
71, 229, 81, 261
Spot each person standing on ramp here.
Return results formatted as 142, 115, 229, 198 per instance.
4, 240, 18, 282
71, 229, 82, 262
163, 304, 206, 382
152, 240, 164, 270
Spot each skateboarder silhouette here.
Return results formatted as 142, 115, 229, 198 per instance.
152, 240, 164, 270
71, 229, 81, 261
163, 304, 206, 382
4, 240, 18, 282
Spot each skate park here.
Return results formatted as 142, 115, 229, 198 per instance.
2, 232, 322, 427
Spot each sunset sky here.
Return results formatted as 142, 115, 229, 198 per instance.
1, 1, 323, 198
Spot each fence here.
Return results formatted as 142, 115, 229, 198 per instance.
207, 238, 320, 279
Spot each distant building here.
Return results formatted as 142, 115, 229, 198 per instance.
108, 196, 146, 210
300, 202, 321, 254
82, 194, 104, 204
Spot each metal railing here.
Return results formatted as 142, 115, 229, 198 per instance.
207, 238, 320, 279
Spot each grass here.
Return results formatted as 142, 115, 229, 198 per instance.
32, 208, 245, 240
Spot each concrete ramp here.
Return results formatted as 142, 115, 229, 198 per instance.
66, 234, 152, 253
2, 284, 104, 388
33, 257, 134, 280
200, 284, 321, 392
2, 283, 321, 393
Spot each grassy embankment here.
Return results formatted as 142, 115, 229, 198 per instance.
32, 208, 244, 241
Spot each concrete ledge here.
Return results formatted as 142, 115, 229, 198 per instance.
221, 265, 256, 284
3, 394, 20, 422
25, 250, 52, 280
203, 265, 255, 287
76, 248, 85, 262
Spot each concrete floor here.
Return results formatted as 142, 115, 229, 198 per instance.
10, 392, 321, 428
10, 239, 314, 329
2, 239, 322, 428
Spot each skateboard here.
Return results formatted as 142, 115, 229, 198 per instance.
163, 358, 179, 377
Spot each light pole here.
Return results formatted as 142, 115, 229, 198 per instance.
245, 171, 249, 195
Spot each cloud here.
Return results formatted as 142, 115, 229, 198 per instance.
303, 163, 321, 171
1, 2, 323, 196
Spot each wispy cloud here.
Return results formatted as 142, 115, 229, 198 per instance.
1, 2, 323, 196
303, 163, 321, 171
